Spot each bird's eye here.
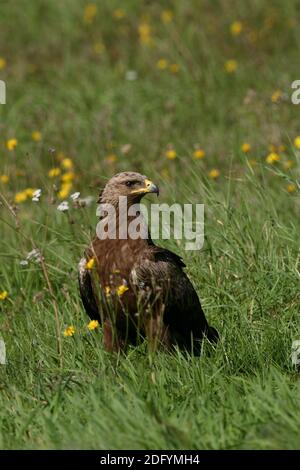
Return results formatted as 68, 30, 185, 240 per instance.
125, 180, 140, 187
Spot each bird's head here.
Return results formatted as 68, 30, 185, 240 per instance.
99, 172, 159, 206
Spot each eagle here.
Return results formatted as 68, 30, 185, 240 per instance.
78, 171, 218, 353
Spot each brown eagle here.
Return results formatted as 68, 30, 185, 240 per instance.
78, 172, 218, 353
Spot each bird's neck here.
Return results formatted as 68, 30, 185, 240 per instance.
97, 200, 151, 244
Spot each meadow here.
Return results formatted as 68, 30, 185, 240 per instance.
0, 0, 300, 450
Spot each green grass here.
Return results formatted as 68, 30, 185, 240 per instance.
0, 0, 300, 450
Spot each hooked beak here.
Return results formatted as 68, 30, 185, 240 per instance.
144, 179, 159, 196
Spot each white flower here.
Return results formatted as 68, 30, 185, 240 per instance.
70, 192, 80, 201
125, 70, 138, 81
20, 260, 29, 266
26, 249, 43, 263
57, 201, 69, 212
32, 189, 42, 202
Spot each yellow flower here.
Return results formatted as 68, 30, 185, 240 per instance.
63, 326, 75, 337
161, 10, 173, 23
106, 154, 117, 164
32, 131, 42, 142
170, 63, 180, 74
48, 167, 61, 178
294, 136, 300, 149
14, 191, 27, 203
165, 149, 177, 160
230, 21, 243, 36
193, 149, 205, 159
156, 59, 168, 70
25, 188, 35, 197
224, 59, 238, 73
117, 285, 129, 296
0, 291, 8, 301
138, 23, 151, 44
58, 183, 72, 199
278, 144, 286, 153
112, 9, 125, 19
287, 183, 296, 193
6, 138, 18, 150
93, 42, 105, 54
268, 144, 277, 152
61, 171, 75, 183
61, 158, 73, 169
87, 320, 99, 330
209, 169, 220, 179
0, 57, 6, 70
83, 3, 97, 24
283, 160, 293, 169
0, 175, 9, 184
266, 152, 280, 164
104, 286, 111, 297
271, 90, 282, 103
241, 143, 251, 153
85, 258, 95, 270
